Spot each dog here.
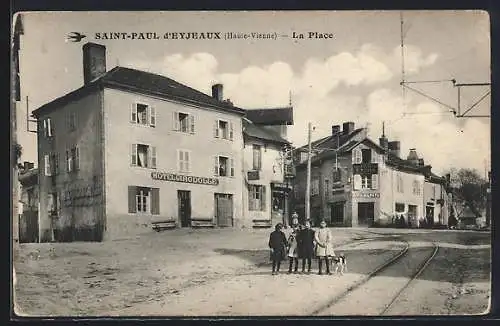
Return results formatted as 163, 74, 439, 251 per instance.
331, 254, 347, 275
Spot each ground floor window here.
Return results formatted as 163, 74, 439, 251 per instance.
395, 203, 405, 213
331, 202, 344, 224
128, 186, 159, 214
249, 185, 266, 211
272, 191, 284, 212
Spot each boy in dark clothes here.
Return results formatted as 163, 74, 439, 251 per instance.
268, 223, 288, 275
298, 220, 315, 274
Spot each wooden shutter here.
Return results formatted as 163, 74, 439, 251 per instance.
131, 144, 137, 166
75, 147, 80, 170
149, 106, 156, 127
230, 157, 234, 177
44, 154, 51, 176
47, 118, 53, 137
371, 151, 378, 164
229, 122, 234, 140
371, 174, 379, 190
261, 186, 266, 211
173, 112, 180, 130
131, 104, 137, 123
214, 120, 219, 138
214, 156, 219, 175
150, 146, 157, 168
177, 150, 182, 171
128, 186, 137, 213
66, 150, 71, 172
54, 153, 59, 175
353, 174, 362, 190
355, 148, 362, 164
189, 114, 195, 133
151, 188, 160, 215
185, 151, 190, 172
43, 120, 48, 137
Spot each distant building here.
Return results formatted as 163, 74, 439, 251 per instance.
32, 42, 293, 242
243, 107, 294, 227
18, 162, 39, 243
292, 122, 450, 227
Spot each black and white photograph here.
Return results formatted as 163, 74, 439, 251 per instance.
11, 10, 491, 317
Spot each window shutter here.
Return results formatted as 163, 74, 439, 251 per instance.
44, 154, 51, 176
371, 174, 379, 190
151, 146, 157, 169
66, 150, 71, 172
128, 186, 137, 213
131, 144, 137, 166
214, 156, 219, 175
149, 106, 156, 127
353, 174, 362, 190
47, 118, 53, 137
230, 157, 234, 177
355, 148, 362, 164
75, 147, 80, 170
54, 153, 59, 174
371, 151, 378, 164
229, 122, 234, 140
151, 188, 160, 215
189, 115, 195, 133
173, 112, 180, 131
43, 120, 48, 137
185, 151, 190, 172
214, 120, 219, 138
131, 104, 137, 123
261, 186, 266, 211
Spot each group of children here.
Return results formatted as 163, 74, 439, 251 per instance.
268, 214, 340, 276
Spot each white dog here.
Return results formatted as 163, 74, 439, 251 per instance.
331, 254, 347, 275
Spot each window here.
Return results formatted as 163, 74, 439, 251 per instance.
395, 203, 405, 213
413, 180, 421, 195
42, 118, 53, 138
352, 148, 362, 164
362, 149, 372, 163
214, 155, 234, 177
45, 152, 60, 176
173, 112, 194, 133
252, 145, 262, 170
324, 179, 330, 197
131, 103, 156, 127
331, 202, 344, 223
67, 112, 76, 132
311, 178, 320, 196
249, 185, 266, 211
397, 175, 404, 193
65, 146, 79, 173
131, 143, 157, 169
214, 119, 234, 140
44, 154, 52, 176
361, 176, 372, 189
177, 150, 191, 173
371, 174, 379, 190
128, 186, 160, 215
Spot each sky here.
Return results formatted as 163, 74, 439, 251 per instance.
14, 11, 491, 176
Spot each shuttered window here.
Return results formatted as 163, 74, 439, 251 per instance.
44, 154, 52, 176
353, 174, 362, 190
151, 188, 160, 215
352, 148, 362, 164
249, 185, 266, 211
173, 111, 193, 133
371, 174, 379, 190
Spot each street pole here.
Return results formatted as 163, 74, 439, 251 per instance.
305, 122, 312, 222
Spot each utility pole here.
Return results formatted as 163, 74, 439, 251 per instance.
305, 122, 312, 222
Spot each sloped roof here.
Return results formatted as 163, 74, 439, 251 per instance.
296, 128, 365, 152
245, 107, 294, 125
33, 66, 246, 117
243, 120, 289, 144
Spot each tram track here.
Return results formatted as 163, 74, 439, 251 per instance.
311, 239, 439, 316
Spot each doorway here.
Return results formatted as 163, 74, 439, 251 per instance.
215, 193, 233, 227
178, 190, 191, 227
358, 202, 375, 226
426, 206, 434, 225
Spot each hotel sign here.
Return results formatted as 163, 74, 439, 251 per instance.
353, 192, 380, 199
151, 172, 219, 186
353, 163, 378, 175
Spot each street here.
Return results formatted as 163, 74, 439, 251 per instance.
13, 227, 490, 316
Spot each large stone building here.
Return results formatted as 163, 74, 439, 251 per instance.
292, 122, 450, 227
32, 42, 293, 241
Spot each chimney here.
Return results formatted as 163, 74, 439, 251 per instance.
83, 43, 107, 85
342, 121, 355, 135
212, 83, 223, 101
418, 158, 425, 167
332, 125, 341, 135
379, 121, 389, 150
388, 141, 401, 158
407, 148, 420, 165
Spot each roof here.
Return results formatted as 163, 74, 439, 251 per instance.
296, 128, 365, 152
245, 107, 294, 125
243, 120, 289, 145
32, 66, 246, 117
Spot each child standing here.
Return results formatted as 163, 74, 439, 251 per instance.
268, 223, 287, 275
287, 226, 299, 273
315, 220, 334, 275
298, 220, 315, 274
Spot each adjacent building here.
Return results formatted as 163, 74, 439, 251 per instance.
18, 162, 39, 243
243, 108, 294, 227
292, 122, 450, 227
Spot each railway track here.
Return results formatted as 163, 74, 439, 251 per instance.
311, 239, 439, 316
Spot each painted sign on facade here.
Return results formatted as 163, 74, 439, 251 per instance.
151, 172, 219, 186
353, 192, 380, 199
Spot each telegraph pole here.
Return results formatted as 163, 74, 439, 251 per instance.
305, 122, 312, 222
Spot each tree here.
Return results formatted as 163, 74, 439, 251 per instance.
446, 168, 487, 220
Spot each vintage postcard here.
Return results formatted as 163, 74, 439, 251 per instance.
11, 11, 491, 317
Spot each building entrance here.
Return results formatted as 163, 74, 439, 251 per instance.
178, 190, 191, 227
358, 202, 375, 226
